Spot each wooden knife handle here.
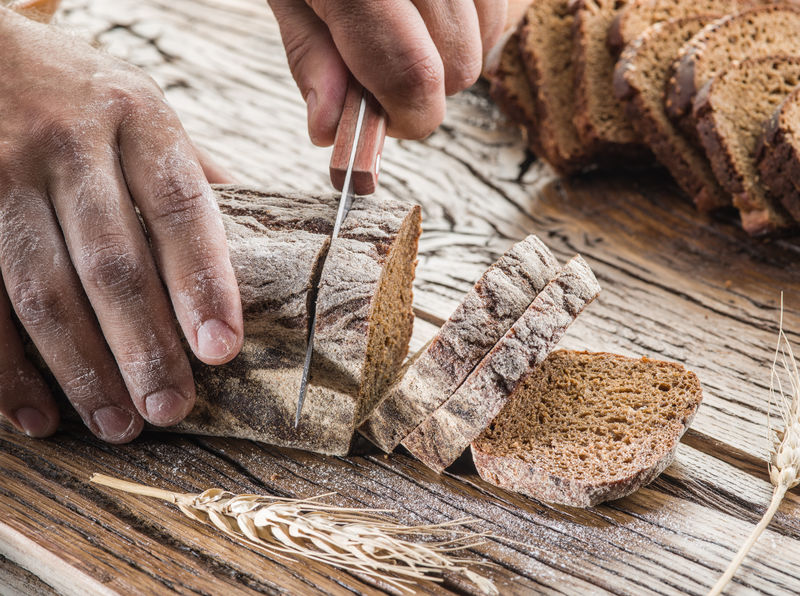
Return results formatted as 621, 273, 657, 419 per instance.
330, 81, 387, 196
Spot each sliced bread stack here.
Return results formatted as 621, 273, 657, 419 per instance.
694, 57, 800, 235
488, 1, 800, 237
614, 16, 729, 211
472, 350, 703, 507
361, 235, 602, 473
757, 86, 800, 220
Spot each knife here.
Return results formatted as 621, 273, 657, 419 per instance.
295, 81, 387, 427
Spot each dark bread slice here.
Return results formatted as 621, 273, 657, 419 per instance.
572, 0, 651, 158
608, 0, 758, 58
613, 17, 730, 211
666, 6, 800, 139
756, 85, 800, 222
694, 57, 800, 235
518, 0, 593, 173
486, 28, 545, 156
361, 235, 561, 452
401, 256, 601, 473
471, 350, 703, 508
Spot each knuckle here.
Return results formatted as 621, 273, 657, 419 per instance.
151, 176, 211, 230
60, 367, 103, 402
392, 48, 444, 98
281, 28, 315, 77
9, 278, 66, 332
80, 235, 147, 296
37, 117, 92, 160
446, 52, 482, 95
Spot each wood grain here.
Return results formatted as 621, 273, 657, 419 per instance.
2, 0, 800, 593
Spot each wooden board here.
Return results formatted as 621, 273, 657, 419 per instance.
3, 0, 800, 593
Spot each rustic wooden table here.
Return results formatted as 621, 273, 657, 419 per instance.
3, 1, 800, 594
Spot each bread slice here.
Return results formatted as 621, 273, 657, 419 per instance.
486, 28, 544, 156
178, 186, 421, 455
756, 85, 800, 223
361, 235, 561, 452
572, 0, 650, 158
694, 57, 800, 235
666, 6, 800, 139
401, 256, 601, 473
471, 350, 703, 508
613, 17, 729, 211
607, 0, 756, 58
518, 0, 593, 173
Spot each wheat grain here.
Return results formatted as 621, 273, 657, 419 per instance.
708, 294, 800, 596
90, 473, 498, 594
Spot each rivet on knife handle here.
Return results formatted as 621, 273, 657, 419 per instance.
330, 83, 387, 196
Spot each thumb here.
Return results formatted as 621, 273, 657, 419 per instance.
267, 0, 349, 147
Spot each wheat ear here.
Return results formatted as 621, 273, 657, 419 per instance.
90, 473, 498, 595
708, 294, 800, 596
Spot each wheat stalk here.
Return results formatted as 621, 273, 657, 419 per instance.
708, 294, 800, 596
90, 473, 498, 595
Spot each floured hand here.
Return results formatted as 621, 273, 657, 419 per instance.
0, 8, 244, 443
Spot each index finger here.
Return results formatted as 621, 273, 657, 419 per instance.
118, 98, 244, 366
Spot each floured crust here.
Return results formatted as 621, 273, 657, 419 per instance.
472, 350, 703, 508
177, 186, 420, 455
401, 257, 601, 473
360, 235, 561, 452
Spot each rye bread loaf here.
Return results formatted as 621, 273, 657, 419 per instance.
756, 85, 800, 222
486, 28, 544, 156
572, 0, 650, 158
471, 350, 703, 508
613, 17, 730, 211
666, 6, 800, 139
178, 186, 421, 455
694, 57, 800, 235
360, 235, 561, 452
518, 0, 593, 173
607, 0, 756, 58
401, 256, 601, 473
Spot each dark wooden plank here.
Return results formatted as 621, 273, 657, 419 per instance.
3, 420, 800, 595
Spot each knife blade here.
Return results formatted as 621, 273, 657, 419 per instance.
295, 82, 387, 427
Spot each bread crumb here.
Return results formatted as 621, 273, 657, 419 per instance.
270, 473, 279, 482
724, 279, 732, 289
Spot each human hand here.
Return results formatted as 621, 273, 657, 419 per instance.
267, 0, 508, 145
0, 8, 244, 443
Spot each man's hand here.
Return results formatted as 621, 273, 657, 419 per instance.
0, 8, 244, 443
268, 0, 507, 145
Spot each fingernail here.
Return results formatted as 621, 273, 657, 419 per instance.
92, 406, 136, 441
15, 407, 50, 437
145, 389, 191, 426
197, 319, 237, 361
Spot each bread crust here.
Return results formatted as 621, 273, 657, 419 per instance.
360, 235, 561, 452
174, 186, 420, 455
666, 6, 800, 137
693, 57, 799, 235
614, 17, 729, 212
471, 350, 703, 508
756, 87, 800, 223
401, 257, 601, 473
